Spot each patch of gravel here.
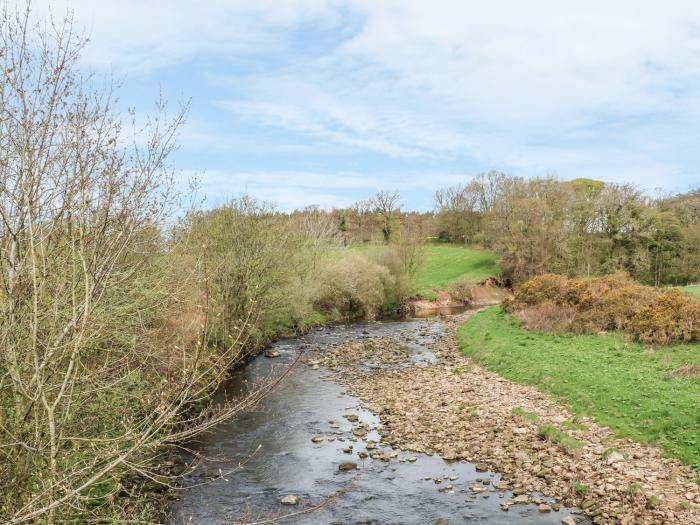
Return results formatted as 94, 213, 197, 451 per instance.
322, 311, 700, 525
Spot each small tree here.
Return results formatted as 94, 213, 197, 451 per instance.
0, 6, 268, 523
371, 190, 400, 243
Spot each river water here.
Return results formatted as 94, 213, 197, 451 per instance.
169, 316, 587, 524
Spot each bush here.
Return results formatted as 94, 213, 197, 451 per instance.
367, 245, 411, 307
516, 300, 576, 332
446, 277, 475, 303
311, 254, 398, 320
627, 290, 700, 344
506, 273, 700, 345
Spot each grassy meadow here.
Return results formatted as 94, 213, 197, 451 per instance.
458, 307, 700, 476
679, 284, 700, 298
412, 244, 499, 299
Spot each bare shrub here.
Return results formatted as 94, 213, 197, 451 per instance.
516, 301, 576, 332
447, 278, 474, 303
670, 365, 700, 379
311, 254, 396, 319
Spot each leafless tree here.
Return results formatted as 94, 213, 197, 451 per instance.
0, 5, 270, 523
370, 190, 400, 243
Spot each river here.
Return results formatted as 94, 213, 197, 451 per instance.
169, 314, 588, 524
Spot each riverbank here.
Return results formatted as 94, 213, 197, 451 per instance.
459, 307, 700, 475
335, 311, 700, 525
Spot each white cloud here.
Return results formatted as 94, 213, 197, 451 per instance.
34, 0, 341, 71
25, 0, 700, 204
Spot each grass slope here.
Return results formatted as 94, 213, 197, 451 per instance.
458, 307, 700, 475
413, 245, 498, 298
679, 284, 700, 299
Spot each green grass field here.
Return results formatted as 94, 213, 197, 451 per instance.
457, 307, 700, 476
679, 284, 700, 298
412, 245, 499, 298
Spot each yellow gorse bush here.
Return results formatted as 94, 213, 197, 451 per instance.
505, 273, 700, 345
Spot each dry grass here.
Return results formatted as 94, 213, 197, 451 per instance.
670, 365, 700, 379
515, 300, 576, 332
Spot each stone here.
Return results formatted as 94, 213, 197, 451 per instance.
338, 461, 358, 471
475, 463, 488, 472
280, 495, 299, 505
562, 518, 576, 525
343, 414, 359, 422
605, 451, 624, 465
581, 499, 596, 510
265, 349, 280, 358
539, 503, 552, 512
311, 435, 323, 443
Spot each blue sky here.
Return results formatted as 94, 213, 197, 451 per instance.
38, 1, 700, 211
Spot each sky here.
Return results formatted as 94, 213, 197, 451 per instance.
32, 1, 700, 211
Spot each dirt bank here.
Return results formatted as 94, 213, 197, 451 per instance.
323, 311, 700, 525
410, 281, 511, 313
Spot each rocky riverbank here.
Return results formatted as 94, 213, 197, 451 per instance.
316, 310, 700, 525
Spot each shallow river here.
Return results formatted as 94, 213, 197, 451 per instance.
169, 316, 587, 524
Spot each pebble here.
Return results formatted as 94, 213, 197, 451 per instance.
280, 495, 299, 505
338, 461, 358, 471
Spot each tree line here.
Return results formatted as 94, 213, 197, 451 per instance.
297, 175, 700, 289
433, 171, 700, 286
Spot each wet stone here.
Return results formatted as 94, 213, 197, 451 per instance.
338, 460, 358, 471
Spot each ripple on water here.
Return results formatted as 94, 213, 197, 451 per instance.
169, 317, 587, 525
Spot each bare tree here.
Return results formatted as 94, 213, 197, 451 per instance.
370, 190, 400, 243
351, 198, 373, 242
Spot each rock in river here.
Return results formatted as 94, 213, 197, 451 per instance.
280, 495, 299, 505
265, 349, 280, 358
338, 460, 358, 471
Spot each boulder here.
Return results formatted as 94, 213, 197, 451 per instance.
338, 461, 358, 471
